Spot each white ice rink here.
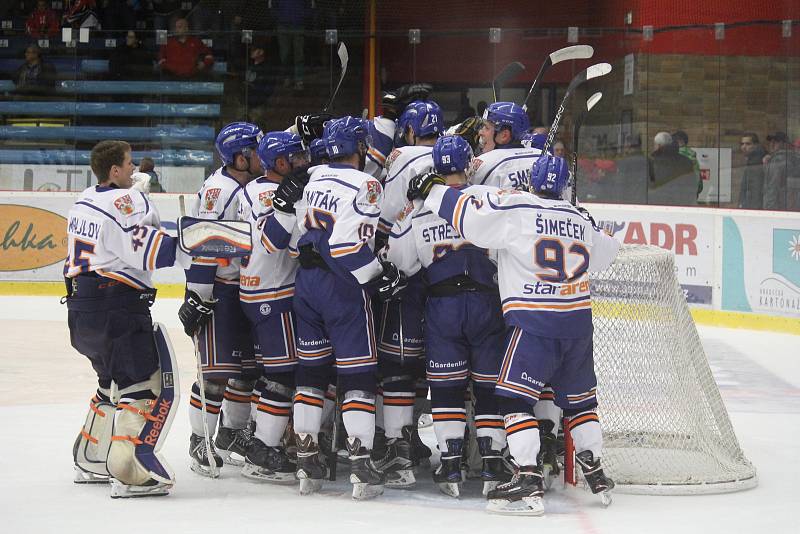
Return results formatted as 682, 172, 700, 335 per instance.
1, 296, 798, 534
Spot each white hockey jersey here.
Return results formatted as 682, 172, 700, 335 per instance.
65, 185, 179, 289
237, 177, 298, 311
424, 186, 620, 339
467, 146, 542, 190
185, 167, 246, 293
364, 116, 396, 181
378, 144, 434, 236
386, 184, 499, 287
262, 163, 383, 285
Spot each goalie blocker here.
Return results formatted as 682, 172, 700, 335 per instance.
177, 217, 252, 258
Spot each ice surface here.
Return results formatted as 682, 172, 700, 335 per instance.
0, 297, 797, 533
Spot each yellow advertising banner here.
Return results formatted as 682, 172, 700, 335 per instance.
0, 204, 68, 271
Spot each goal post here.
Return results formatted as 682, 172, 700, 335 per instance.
565, 244, 757, 495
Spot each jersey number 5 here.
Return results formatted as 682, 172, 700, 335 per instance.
72, 239, 96, 274
534, 238, 589, 282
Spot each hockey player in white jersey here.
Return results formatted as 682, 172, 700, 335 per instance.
468, 102, 541, 191
387, 135, 511, 497
261, 116, 407, 500
179, 122, 264, 476
370, 100, 444, 485
237, 131, 310, 482
66, 140, 188, 497
409, 154, 620, 515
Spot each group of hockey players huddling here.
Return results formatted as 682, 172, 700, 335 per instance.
66, 83, 620, 515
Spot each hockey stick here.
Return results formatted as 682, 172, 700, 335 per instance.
323, 42, 349, 112
328, 382, 342, 481
180, 194, 220, 478
570, 92, 603, 205
521, 45, 594, 112
540, 63, 612, 159
491, 61, 525, 102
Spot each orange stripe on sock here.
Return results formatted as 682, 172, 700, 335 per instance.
506, 419, 538, 435
257, 404, 291, 416
568, 413, 599, 431
294, 394, 324, 407
342, 401, 376, 413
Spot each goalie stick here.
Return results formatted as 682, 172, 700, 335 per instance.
522, 45, 594, 112
491, 61, 525, 102
323, 42, 349, 112
570, 92, 603, 205
540, 63, 612, 159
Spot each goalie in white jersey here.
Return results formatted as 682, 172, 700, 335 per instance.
236, 131, 309, 482
65, 140, 189, 497
409, 154, 620, 515
467, 102, 541, 191
387, 135, 510, 497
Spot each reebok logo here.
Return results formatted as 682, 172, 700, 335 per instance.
143, 399, 172, 446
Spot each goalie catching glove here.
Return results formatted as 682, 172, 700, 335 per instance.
382, 83, 434, 121
272, 167, 311, 214
178, 290, 217, 337
453, 116, 482, 154
367, 261, 407, 302
407, 172, 446, 201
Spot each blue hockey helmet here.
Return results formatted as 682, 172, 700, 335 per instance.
215, 122, 263, 166
398, 100, 444, 140
257, 131, 305, 171
323, 116, 371, 159
521, 132, 547, 151
432, 135, 473, 175
308, 138, 329, 166
530, 155, 570, 198
483, 102, 530, 141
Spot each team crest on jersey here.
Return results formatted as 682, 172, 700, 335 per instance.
258, 190, 274, 210
385, 148, 402, 171
204, 188, 222, 210
113, 194, 134, 215
397, 200, 415, 222
467, 157, 483, 177
496, 189, 523, 196
365, 180, 382, 204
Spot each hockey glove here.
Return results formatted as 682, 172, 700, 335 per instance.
382, 83, 433, 120
272, 168, 310, 214
367, 261, 407, 302
178, 290, 217, 337
407, 172, 446, 201
454, 116, 482, 154
295, 112, 333, 148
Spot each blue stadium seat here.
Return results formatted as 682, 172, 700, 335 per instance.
0, 148, 213, 166
0, 125, 214, 141
0, 101, 220, 117
57, 80, 224, 95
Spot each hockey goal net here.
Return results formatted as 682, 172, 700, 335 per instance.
574, 244, 757, 495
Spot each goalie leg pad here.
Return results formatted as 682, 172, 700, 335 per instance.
73, 388, 115, 483
106, 323, 180, 489
178, 216, 252, 258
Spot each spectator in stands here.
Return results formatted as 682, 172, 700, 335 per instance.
245, 44, 275, 128
62, 0, 101, 30
647, 131, 696, 206
763, 132, 800, 211
158, 18, 214, 79
274, 0, 308, 91
553, 140, 566, 158
110, 30, 153, 79
673, 130, 701, 197
14, 44, 56, 94
138, 157, 165, 192
738, 132, 767, 209
25, 0, 59, 38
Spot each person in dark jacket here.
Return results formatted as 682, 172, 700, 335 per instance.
14, 45, 56, 94
109, 31, 154, 80
738, 132, 767, 209
763, 132, 800, 211
647, 131, 696, 206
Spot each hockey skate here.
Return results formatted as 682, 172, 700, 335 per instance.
486, 466, 545, 516
538, 428, 561, 490
295, 433, 328, 495
409, 423, 432, 468
576, 450, 614, 506
190, 432, 223, 478
477, 437, 513, 496
347, 437, 386, 500
433, 438, 463, 498
242, 438, 297, 484
373, 426, 416, 489
215, 424, 253, 467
